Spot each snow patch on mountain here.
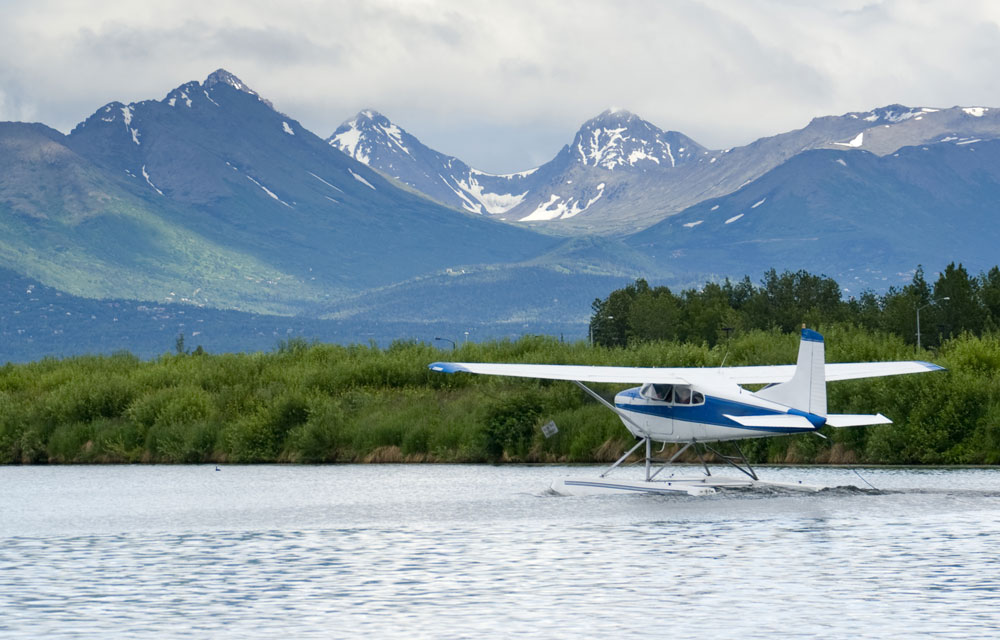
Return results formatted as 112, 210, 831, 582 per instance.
332, 123, 365, 162
142, 165, 163, 195
862, 106, 922, 123
308, 171, 344, 193
520, 195, 571, 221
283, 121, 294, 135
567, 109, 703, 174
381, 122, 409, 155
330, 111, 412, 162
519, 183, 606, 221
963, 107, 988, 117
835, 132, 864, 148
446, 182, 482, 213
245, 175, 291, 207
454, 174, 527, 214
577, 125, 677, 170
349, 169, 376, 190
473, 167, 539, 179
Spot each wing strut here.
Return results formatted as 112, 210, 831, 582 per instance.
570, 380, 650, 439
599, 437, 648, 479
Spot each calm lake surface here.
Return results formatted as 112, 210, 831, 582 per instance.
2, 464, 1000, 638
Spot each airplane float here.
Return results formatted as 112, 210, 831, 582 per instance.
430, 329, 944, 496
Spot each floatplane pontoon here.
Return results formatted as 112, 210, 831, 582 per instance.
430, 329, 944, 496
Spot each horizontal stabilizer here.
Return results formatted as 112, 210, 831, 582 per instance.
824, 413, 892, 428
724, 414, 816, 429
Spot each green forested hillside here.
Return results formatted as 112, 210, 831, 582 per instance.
2, 327, 998, 466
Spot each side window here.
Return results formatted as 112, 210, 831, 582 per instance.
674, 386, 692, 405
654, 384, 673, 403
692, 391, 704, 405
640, 384, 673, 402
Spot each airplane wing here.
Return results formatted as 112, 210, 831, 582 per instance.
430, 360, 943, 385
428, 362, 691, 384
721, 361, 944, 384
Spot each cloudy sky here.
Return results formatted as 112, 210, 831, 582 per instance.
3, 0, 1000, 172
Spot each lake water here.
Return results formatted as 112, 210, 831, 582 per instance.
2, 464, 1000, 638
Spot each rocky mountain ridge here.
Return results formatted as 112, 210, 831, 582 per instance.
331, 103, 1000, 234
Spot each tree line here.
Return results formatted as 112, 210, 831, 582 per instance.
4, 263, 1000, 466
589, 263, 1000, 349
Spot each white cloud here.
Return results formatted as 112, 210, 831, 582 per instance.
3, 0, 1000, 171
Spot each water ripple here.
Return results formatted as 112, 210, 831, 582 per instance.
2, 465, 1000, 638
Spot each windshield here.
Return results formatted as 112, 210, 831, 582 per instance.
639, 384, 704, 406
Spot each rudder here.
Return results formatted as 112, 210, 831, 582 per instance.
756, 328, 827, 415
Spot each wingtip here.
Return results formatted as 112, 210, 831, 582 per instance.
916, 361, 946, 372
800, 328, 824, 343
428, 362, 468, 374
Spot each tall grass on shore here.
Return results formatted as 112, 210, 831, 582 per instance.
2, 327, 999, 465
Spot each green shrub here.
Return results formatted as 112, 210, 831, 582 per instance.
482, 393, 543, 461
0, 330, 978, 466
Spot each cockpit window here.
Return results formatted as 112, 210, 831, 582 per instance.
653, 384, 673, 402
674, 386, 692, 405
639, 384, 704, 405
640, 383, 673, 402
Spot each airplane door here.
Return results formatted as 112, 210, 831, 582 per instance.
637, 384, 674, 439
642, 384, 673, 437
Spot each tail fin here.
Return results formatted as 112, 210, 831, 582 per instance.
756, 328, 827, 415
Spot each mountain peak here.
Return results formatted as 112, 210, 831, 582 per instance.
596, 107, 636, 119
204, 69, 248, 91
838, 103, 928, 124
571, 109, 703, 170
203, 69, 273, 108
329, 110, 413, 165
356, 109, 387, 122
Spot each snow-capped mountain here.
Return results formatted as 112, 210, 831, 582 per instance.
3, 69, 555, 314
628, 136, 1000, 290
508, 109, 709, 226
328, 110, 540, 215
9, 68, 1000, 360
816, 104, 1000, 154
329, 103, 1000, 235
328, 108, 710, 228
566, 108, 705, 171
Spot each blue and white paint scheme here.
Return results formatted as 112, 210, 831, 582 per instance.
430, 329, 944, 495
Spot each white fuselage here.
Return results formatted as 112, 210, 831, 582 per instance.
614, 380, 816, 443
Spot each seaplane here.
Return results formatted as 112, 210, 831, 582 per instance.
429, 329, 944, 496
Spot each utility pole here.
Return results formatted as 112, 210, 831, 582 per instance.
916, 297, 949, 350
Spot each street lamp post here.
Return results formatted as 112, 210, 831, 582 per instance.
434, 337, 455, 350
916, 297, 949, 351
590, 315, 612, 347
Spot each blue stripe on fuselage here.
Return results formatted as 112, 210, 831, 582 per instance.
615, 388, 813, 432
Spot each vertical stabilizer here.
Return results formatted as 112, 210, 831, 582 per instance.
756, 328, 827, 415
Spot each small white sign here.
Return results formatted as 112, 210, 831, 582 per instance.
541, 421, 559, 438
